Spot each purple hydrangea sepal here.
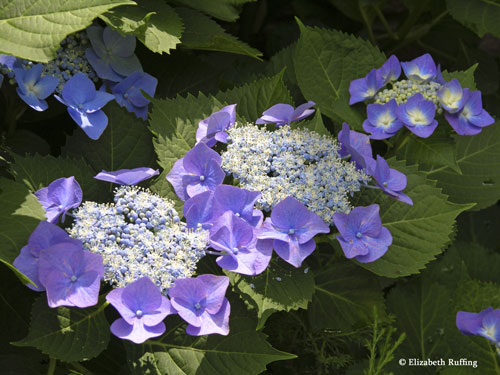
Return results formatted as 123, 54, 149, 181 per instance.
183, 191, 216, 229
86, 25, 142, 82
401, 53, 437, 83
13, 221, 81, 291
436, 79, 466, 114
349, 69, 382, 105
367, 155, 413, 206
210, 212, 272, 275
55, 73, 114, 140
363, 99, 403, 140
112, 71, 157, 120
166, 143, 225, 201
212, 185, 263, 227
13, 64, 58, 111
106, 277, 176, 344
255, 101, 315, 126
444, 89, 495, 136
396, 93, 438, 138
376, 55, 401, 85
35, 176, 83, 224
256, 196, 329, 267
94, 167, 159, 185
338, 122, 374, 169
196, 105, 237, 147
169, 275, 231, 336
38, 242, 104, 308
333, 204, 392, 263
456, 307, 500, 343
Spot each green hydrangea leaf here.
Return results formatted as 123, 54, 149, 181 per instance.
10, 153, 106, 201
396, 127, 461, 174
291, 109, 330, 136
441, 64, 478, 90
13, 297, 110, 362
0, 178, 45, 284
425, 121, 500, 210
100, 0, 183, 54
308, 261, 386, 331
0, 0, 135, 62
63, 101, 157, 174
125, 317, 295, 375
174, 0, 255, 22
353, 159, 474, 277
227, 259, 315, 330
446, 0, 500, 39
294, 20, 386, 130
177, 7, 262, 60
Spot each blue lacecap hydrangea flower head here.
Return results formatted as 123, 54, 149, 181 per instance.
35, 176, 83, 224
333, 204, 392, 263
349, 53, 494, 138
106, 276, 176, 344
86, 25, 142, 82
456, 307, 500, 344
55, 73, 114, 140
169, 274, 231, 336
196, 105, 237, 147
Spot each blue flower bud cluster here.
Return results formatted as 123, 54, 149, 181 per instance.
221, 124, 370, 225
374, 80, 442, 113
68, 186, 208, 294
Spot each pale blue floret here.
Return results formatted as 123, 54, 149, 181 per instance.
221, 124, 370, 225
68, 186, 208, 294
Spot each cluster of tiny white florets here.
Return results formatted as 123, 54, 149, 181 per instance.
221, 124, 370, 224
68, 186, 208, 294
374, 79, 442, 112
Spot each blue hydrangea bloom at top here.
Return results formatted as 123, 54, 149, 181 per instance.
86, 25, 142, 82
13, 64, 58, 111
167, 142, 225, 201
169, 275, 231, 336
209, 211, 272, 275
38, 241, 104, 308
35, 176, 82, 224
55, 73, 114, 140
257, 196, 330, 267
349, 53, 495, 137
444, 89, 495, 135
69, 186, 208, 294
13, 221, 81, 291
457, 307, 500, 344
256, 101, 316, 126
107, 277, 176, 344
112, 71, 157, 120
196, 105, 237, 147
333, 204, 392, 263
94, 167, 159, 185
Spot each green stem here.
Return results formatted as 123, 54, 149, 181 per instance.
359, 5, 376, 45
374, 6, 398, 40
70, 362, 97, 375
47, 357, 57, 375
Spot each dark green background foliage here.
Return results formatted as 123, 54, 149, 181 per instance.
2, 0, 500, 374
